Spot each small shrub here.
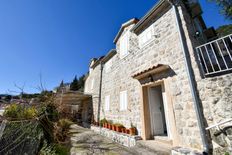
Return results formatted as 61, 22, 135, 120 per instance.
23, 107, 38, 119
54, 144, 69, 155
54, 119, 73, 142
38, 141, 56, 155
3, 104, 38, 119
100, 118, 107, 126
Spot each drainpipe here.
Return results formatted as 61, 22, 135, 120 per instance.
168, 0, 209, 154
97, 62, 104, 123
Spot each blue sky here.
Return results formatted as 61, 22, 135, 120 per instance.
0, 0, 231, 94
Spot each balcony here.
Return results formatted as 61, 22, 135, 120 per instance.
196, 33, 232, 76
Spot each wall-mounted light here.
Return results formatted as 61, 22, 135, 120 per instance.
148, 74, 154, 82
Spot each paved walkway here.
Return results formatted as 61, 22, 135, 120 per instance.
69, 124, 170, 155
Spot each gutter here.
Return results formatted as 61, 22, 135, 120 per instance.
168, 0, 209, 154
97, 62, 104, 123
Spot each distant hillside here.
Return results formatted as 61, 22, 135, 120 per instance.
216, 24, 232, 37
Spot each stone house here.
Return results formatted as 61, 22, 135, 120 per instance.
84, 0, 232, 154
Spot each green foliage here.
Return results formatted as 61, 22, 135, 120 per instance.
3, 104, 38, 119
54, 144, 69, 155
113, 123, 124, 127
224, 152, 230, 155
39, 141, 69, 155
70, 76, 79, 91
69, 75, 85, 91
209, 0, 232, 20
216, 24, 232, 37
58, 118, 73, 130
54, 119, 73, 142
39, 141, 56, 155
100, 118, 108, 126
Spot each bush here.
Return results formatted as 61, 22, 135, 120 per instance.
54, 119, 73, 142
4, 104, 38, 119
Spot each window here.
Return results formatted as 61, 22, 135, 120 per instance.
120, 32, 129, 59
105, 95, 110, 111
120, 90, 128, 111
105, 59, 112, 73
139, 26, 153, 47
91, 78, 94, 90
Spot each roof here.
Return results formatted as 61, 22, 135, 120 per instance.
131, 0, 170, 34
101, 49, 117, 63
132, 64, 170, 80
113, 18, 139, 44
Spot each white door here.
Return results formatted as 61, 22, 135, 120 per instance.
149, 87, 165, 135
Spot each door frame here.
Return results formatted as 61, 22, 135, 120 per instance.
140, 80, 176, 141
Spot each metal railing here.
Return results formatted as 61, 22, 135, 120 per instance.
206, 118, 232, 130
196, 33, 232, 76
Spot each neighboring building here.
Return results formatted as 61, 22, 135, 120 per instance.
84, 0, 232, 154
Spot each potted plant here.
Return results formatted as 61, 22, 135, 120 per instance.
126, 129, 130, 134
100, 118, 107, 128
129, 123, 136, 135
114, 123, 124, 132
121, 127, 126, 133
112, 124, 116, 131
107, 120, 113, 130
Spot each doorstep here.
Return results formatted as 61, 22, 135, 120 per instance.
90, 125, 142, 147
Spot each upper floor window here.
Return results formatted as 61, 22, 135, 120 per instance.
120, 90, 128, 111
120, 32, 129, 59
105, 95, 110, 111
91, 78, 94, 90
139, 26, 153, 47
105, 59, 112, 73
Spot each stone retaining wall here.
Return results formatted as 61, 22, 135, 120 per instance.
90, 125, 142, 147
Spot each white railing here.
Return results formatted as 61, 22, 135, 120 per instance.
206, 118, 232, 130
196, 34, 232, 76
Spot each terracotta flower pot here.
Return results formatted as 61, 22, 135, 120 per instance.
108, 124, 112, 130
126, 129, 130, 134
121, 128, 126, 133
116, 126, 122, 132
112, 125, 116, 131
129, 127, 136, 135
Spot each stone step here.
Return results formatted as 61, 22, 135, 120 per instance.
135, 140, 172, 155
154, 136, 173, 145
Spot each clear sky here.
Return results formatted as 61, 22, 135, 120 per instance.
0, 0, 231, 94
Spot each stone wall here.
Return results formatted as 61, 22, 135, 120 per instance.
176, 2, 232, 154
91, 125, 141, 147
99, 5, 203, 151
84, 1, 232, 153
85, 64, 102, 122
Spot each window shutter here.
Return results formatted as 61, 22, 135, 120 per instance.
105, 96, 110, 111
120, 91, 127, 111
120, 33, 129, 58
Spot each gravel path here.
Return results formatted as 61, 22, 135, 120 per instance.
69, 124, 168, 155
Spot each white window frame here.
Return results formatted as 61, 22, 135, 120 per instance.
105, 95, 110, 111
105, 59, 112, 73
120, 90, 128, 111
120, 32, 129, 59
139, 26, 154, 48
91, 78, 94, 90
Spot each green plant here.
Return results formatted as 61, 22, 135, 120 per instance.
3, 104, 38, 119
58, 118, 73, 130
100, 118, 108, 126
54, 144, 69, 155
54, 118, 73, 142
224, 152, 230, 155
39, 141, 56, 155
23, 107, 38, 119
114, 123, 124, 127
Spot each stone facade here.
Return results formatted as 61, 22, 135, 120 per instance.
84, 1, 232, 154
91, 125, 141, 147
